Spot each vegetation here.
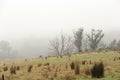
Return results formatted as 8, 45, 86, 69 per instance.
0, 28, 120, 80
0, 51, 120, 80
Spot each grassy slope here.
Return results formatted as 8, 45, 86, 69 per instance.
1, 51, 120, 80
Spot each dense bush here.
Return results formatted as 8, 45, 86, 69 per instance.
91, 62, 104, 78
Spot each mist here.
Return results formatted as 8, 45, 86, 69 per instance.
0, 0, 120, 59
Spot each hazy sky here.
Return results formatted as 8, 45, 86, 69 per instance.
0, 0, 120, 40
0, 0, 120, 57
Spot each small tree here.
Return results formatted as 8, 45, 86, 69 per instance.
87, 29, 104, 51
74, 28, 84, 52
50, 38, 60, 56
50, 33, 74, 56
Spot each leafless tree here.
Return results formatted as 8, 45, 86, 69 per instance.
74, 28, 84, 52
50, 38, 60, 56
87, 29, 104, 51
50, 33, 74, 56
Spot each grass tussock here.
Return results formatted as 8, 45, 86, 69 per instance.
91, 61, 104, 78
75, 62, 80, 75
28, 65, 33, 72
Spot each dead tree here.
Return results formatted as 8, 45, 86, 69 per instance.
50, 33, 73, 56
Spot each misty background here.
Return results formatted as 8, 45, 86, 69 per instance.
0, 0, 120, 60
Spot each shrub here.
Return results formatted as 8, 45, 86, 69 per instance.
70, 62, 75, 70
113, 58, 116, 61
91, 62, 104, 78
89, 60, 92, 64
3, 66, 8, 71
10, 66, 16, 75
82, 60, 86, 65
28, 65, 33, 72
16, 66, 20, 70
44, 62, 49, 66
38, 63, 42, 67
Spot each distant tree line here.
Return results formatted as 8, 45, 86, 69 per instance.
50, 28, 120, 56
0, 40, 11, 54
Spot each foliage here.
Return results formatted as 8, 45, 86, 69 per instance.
87, 29, 104, 51
74, 28, 84, 52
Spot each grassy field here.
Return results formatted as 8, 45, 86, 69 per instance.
0, 51, 120, 80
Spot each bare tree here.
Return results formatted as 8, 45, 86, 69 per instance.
74, 28, 84, 52
87, 29, 104, 51
50, 38, 60, 56
50, 33, 73, 56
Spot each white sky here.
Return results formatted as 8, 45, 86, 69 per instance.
0, 0, 120, 40
0, 0, 120, 57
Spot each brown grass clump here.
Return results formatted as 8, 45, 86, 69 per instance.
44, 62, 50, 66
16, 66, 20, 70
28, 65, 33, 72
91, 61, 104, 78
10, 66, 16, 75
75, 63, 80, 75
89, 60, 92, 64
82, 60, 87, 65
70, 62, 75, 70
3, 66, 8, 71
38, 63, 42, 67
113, 58, 116, 61
84, 67, 91, 75
1, 74, 4, 80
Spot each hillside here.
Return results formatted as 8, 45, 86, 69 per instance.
0, 51, 120, 80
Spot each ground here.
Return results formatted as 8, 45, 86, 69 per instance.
0, 51, 120, 80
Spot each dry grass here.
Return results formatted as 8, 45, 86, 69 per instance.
0, 51, 120, 80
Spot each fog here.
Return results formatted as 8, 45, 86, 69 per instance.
0, 0, 120, 59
